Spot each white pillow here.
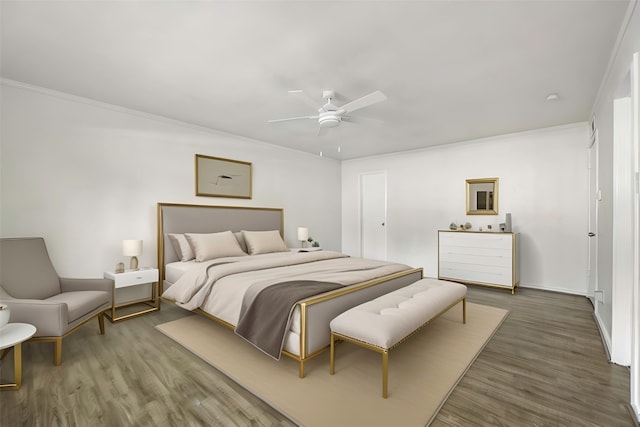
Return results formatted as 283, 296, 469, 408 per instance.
185, 231, 247, 262
242, 230, 289, 255
167, 233, 195, 262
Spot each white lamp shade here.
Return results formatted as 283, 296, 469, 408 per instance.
297, 227, 309, 241
122, 239, 143, 256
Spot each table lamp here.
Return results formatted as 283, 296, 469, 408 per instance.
297, 227, 309, 248
122, 239, 142, 271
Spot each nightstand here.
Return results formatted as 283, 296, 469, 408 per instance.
103, 268, 159, 322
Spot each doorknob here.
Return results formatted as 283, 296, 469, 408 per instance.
588, 232, 595, 237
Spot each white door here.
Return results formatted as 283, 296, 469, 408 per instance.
587, 134, 599, 304
360, 171, 387, 260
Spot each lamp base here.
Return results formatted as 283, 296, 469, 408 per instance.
129, 256, 139, 271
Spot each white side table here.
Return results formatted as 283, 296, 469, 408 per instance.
103, 268, 159, 322
0, 323, 36, 390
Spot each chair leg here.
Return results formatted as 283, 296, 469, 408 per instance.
98, 313, 105, 335
54, 339, 62, 365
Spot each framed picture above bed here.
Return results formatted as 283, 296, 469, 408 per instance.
195, 154, 252, 199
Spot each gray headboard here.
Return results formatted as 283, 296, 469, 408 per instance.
157, 203, 284, 292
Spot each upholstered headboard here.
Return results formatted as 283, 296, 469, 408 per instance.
157, 203, 284, 292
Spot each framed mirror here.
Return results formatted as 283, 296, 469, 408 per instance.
466, 177, 498, 215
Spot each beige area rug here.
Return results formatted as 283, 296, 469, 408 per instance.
156, 302, 508, 427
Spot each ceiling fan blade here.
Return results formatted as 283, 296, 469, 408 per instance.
341, 90, 387, 113
342, 115, 384, 125
288, 90, 323, 110
268, 115, 318, 123
317, 126, 329, 136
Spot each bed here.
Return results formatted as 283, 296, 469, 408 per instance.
157, 202, 423, 377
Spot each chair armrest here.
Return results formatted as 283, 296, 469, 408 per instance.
60, 277, 113, 293
0, 298, 68, 336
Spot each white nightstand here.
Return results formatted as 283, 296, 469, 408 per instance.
103, 268, 159, 322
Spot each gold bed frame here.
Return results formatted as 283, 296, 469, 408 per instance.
157, 202, 423, 377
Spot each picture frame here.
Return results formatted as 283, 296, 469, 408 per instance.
195, 154, 252, 199
466, 177, 499, 215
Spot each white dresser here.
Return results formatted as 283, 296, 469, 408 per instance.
438, 230, 520, 293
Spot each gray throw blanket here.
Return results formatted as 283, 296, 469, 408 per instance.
235, 280, 343, 359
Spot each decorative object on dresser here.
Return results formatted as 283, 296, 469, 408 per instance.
438, 230, 520, 293
0, 237, 111, 365
466, 177, 499, 215
195, 154, 252, 199
122, 239, 142, 271
103, 268, 159, 322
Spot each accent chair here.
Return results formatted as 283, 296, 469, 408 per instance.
0, 237, 112, 365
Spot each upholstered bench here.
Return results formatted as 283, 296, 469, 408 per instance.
329, 278, 467, 398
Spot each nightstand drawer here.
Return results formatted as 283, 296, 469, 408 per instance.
106, 269, 159, 288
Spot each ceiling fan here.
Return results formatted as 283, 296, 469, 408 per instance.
268, 89, 387, 136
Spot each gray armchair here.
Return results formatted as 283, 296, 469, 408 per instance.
0, 237, 112, 365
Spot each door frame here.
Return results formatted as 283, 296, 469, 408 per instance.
588, 130, 599, 305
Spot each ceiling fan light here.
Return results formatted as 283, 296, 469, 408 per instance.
318, 112, 340, 128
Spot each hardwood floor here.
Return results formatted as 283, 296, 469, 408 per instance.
1, 286, 636, 426
434, 286, 636, 427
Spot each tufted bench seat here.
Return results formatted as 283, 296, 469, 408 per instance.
329, 278, 467, 398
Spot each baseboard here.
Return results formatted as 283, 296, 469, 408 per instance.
519, 283, 589, 297
630, 403, 640, 426
593, 309, 613, 362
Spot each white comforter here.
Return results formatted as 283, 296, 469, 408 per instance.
162, 250, 412, 327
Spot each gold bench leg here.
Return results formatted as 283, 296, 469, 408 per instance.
382, 350, 389, 398
329, 333, 335, 375
463, 298, 467, 324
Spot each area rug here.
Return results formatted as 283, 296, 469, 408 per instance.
156, 302, 508, 427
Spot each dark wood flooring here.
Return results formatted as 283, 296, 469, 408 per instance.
0, 286, 637, 426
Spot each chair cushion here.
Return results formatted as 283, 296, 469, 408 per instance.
46, 291, 111, 323
0, 238, 61, 299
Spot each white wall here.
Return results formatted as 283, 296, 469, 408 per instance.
342, 123, 590, 295
0, 81, 342, 278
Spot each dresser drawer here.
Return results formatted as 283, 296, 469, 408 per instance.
439, 232, 512, 250
439, 263, 513, 287
438, 230, 519, 291
439, 247, 512, 267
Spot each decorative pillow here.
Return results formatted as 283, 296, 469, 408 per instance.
167, 233, 195, 262
242, 230, 289, 255
185, 231, 247, 262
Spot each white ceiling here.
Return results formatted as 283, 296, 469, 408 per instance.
0, 1, 632, 160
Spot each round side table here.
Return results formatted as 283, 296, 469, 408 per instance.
0, 323, 36, 390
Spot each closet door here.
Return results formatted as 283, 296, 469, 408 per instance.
360, 171, 387, 260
